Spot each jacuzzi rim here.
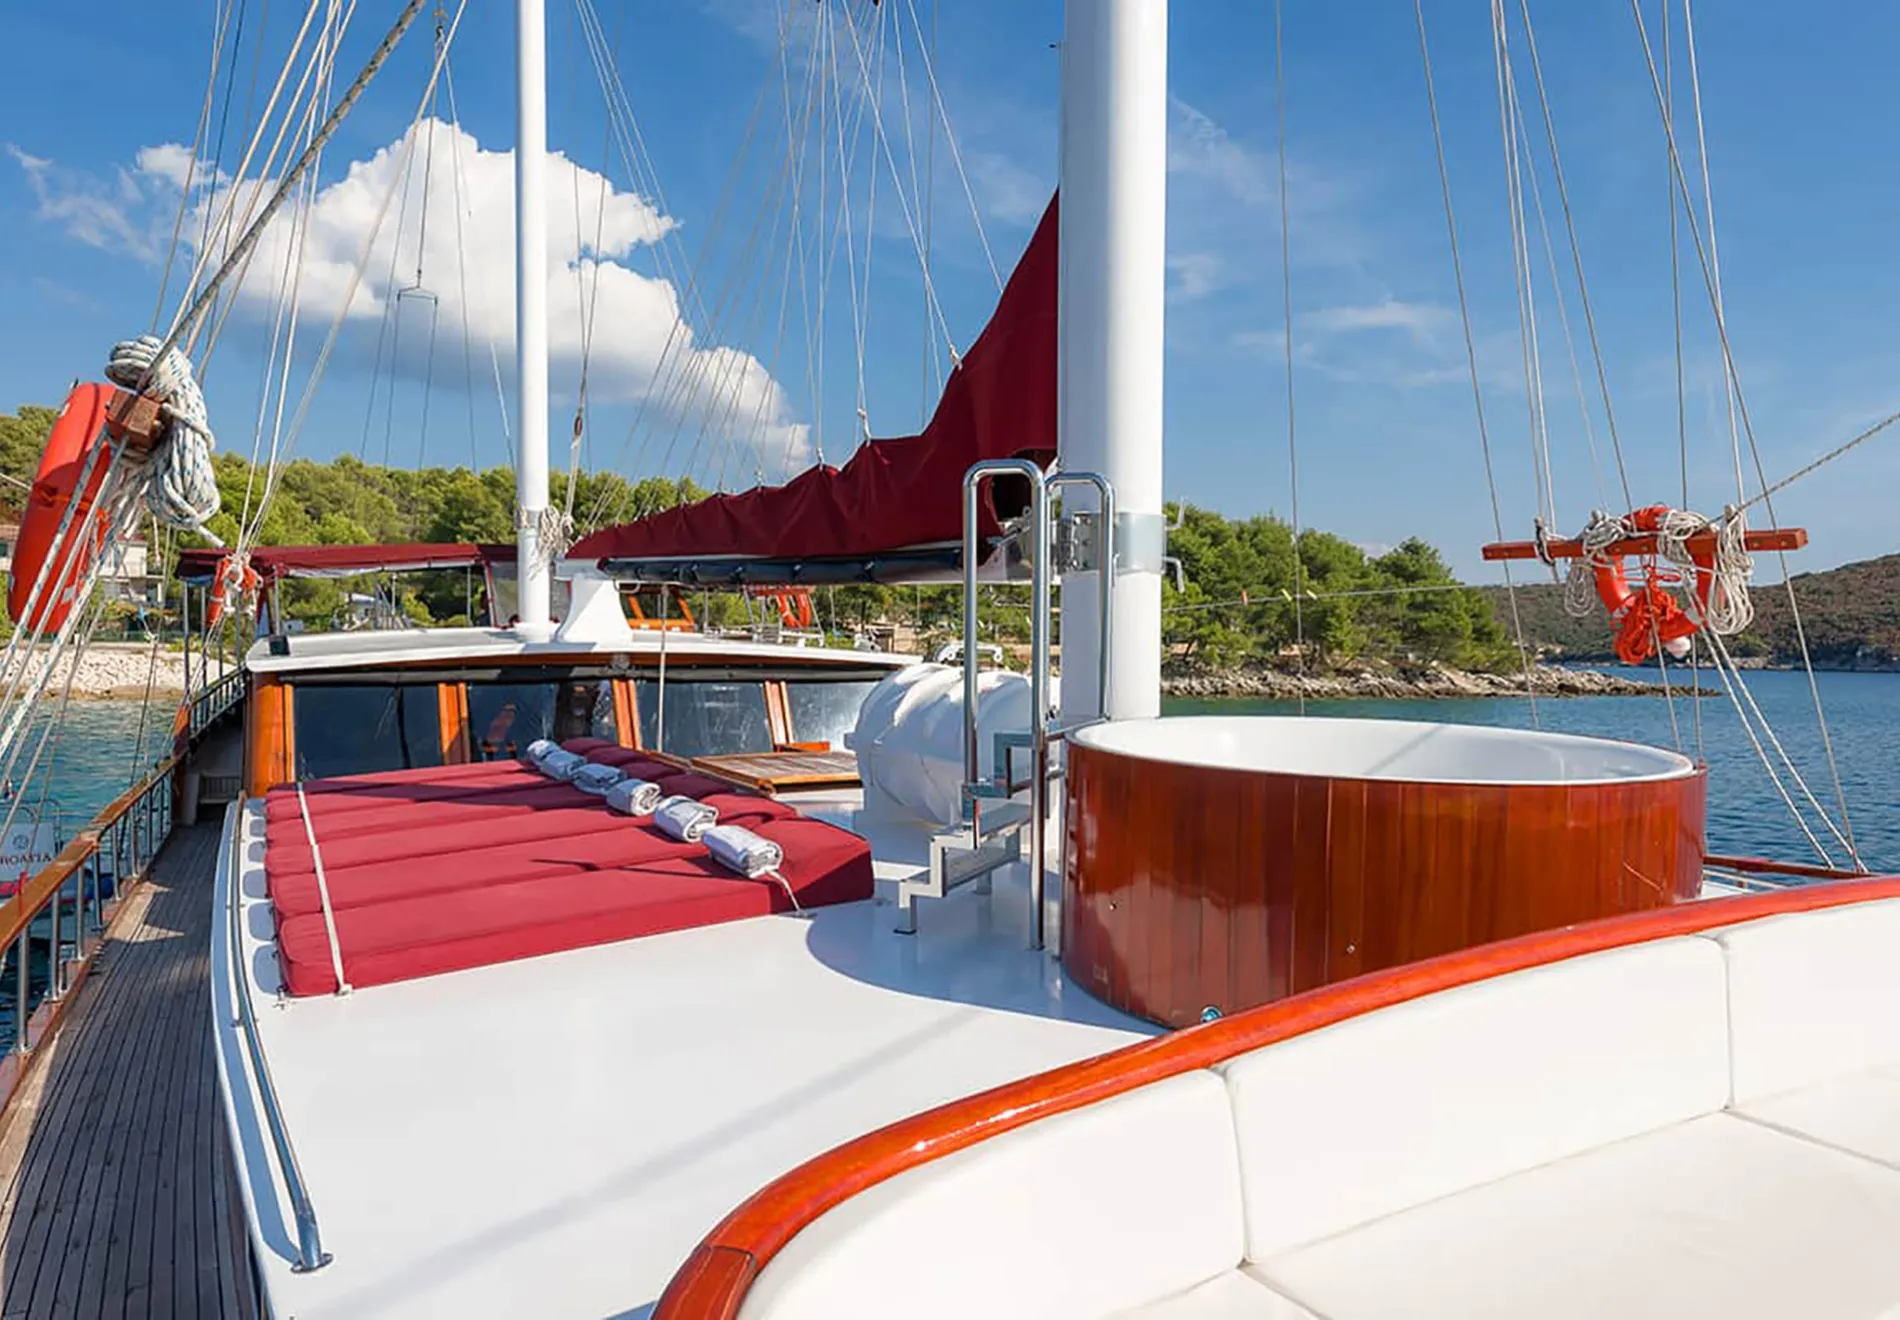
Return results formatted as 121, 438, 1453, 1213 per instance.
1068, 715, 1701, 788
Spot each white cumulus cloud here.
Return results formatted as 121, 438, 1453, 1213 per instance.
14, 121, 811, 474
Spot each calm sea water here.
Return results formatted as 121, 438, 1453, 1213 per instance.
1164, 668, 1900, 874
8, 674, 1896, 870
0, 699, 175, 843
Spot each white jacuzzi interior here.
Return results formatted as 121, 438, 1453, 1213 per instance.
1074, 716, 1697, 786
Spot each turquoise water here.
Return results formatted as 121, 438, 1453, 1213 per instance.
1164, 668, 1900, 874
0, 699, 176, 844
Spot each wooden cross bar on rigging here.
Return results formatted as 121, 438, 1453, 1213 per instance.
1481, 526, 1807, 562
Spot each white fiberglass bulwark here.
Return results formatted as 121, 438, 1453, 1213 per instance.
1070, 715, 1698, 787
211, 796, 1151, 1320
240, 624, 913, 677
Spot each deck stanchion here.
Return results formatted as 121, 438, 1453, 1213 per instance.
47, 874, 62, 1002
13, 931, 26, 1055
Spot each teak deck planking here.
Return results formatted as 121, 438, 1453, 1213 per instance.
0, 823, 253, 1319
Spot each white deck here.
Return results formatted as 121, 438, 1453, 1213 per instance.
212, 795, 1152, 1320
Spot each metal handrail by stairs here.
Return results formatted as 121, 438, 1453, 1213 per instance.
892, 461, 1117, 950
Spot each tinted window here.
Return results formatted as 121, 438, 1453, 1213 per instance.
634, 680, 772, 759
786, 680, 879, 750
467, 680, 615, 760
293, 684, 443, 780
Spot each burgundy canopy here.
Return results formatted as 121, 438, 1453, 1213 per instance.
570, 194, 1059, 575
175, 543, 513, 585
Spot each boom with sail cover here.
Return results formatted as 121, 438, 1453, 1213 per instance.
571, 197, 1060, 585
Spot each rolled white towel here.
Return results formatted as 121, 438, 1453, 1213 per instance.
703, 824, 785, 879
653, 794, 718, 843
703, 824, 802, 912
605, 778, 663, 817
572, 763, 626, 796
538, 749, 586, 781
522, 738, 560, 768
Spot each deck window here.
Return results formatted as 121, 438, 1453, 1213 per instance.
292, 684, 443, 780
467, 680, 616, 760
785, 679, 880, 750
634, 679, 772, 758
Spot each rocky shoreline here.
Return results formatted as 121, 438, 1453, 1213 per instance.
0, 642, 190, 700
1162, 662, 1701, 702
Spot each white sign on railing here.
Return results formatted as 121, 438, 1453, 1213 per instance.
0, 820, 60, 885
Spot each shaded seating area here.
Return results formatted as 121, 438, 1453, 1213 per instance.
261, 742, 874, 996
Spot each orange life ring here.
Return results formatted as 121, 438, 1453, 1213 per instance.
5, 383, 118, 635
750, 587, 814, 630
206, 556, 261, 629
1591, 506, 1706, 664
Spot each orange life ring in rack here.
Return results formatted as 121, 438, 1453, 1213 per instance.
205, 555, 262, 629
5, 382, 118, 635
1590, 505, 1708, 665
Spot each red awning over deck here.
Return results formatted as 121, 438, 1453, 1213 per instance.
174, 543, 514, 585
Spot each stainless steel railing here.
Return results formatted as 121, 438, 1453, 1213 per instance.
959, 461, 1116, 950
222, 803, 330, 1272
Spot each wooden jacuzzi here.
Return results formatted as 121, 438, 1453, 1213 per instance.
1062, 716, 1707, 1028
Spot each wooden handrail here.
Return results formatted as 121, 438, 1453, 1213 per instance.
0, 837, 98, 954
1703, 852, 1872, 883
655, 873, 1900, 1319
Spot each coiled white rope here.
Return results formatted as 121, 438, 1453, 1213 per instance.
1655, 505, 1754, 636
1560, 505, 1753, 637
1561, 511, 1631, 619
104, 335, 224, 533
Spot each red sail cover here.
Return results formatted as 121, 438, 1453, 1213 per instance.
571, 194, 1059, 568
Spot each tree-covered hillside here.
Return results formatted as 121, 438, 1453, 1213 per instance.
3, 399, 1824, 671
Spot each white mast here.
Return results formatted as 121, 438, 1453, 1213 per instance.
514, 0, 552, 634
1058, 0, 1167, 723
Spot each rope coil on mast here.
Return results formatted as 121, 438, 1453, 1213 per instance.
104, 335, 223, 532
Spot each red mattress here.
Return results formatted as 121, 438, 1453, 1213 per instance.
264, 755, 874, 996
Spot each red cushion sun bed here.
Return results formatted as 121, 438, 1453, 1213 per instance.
263, 756, 875, 996
268, 823, 702, 918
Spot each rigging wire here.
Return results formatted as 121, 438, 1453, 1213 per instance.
1628, 0, 1860, 864
1413, 0, 1542, 724
1661, 0, 1707, 763
236, 0, 467, 549
1504, 5, 1702, 752
1489, 3, 1560, 543
440, 60, 514, 468
175, 0, 357, 357
152, 0, 240, 331
1512, 1, 1636, 508
900, 0, 1000, 291
1273, 0, 1307, 715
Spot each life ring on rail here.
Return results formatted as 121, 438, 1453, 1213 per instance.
205, 556, 261, 629
5, 383, 118, 635
1591, 505, 1714, 664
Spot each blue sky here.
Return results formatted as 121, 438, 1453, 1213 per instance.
2, 0, 1897, 579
